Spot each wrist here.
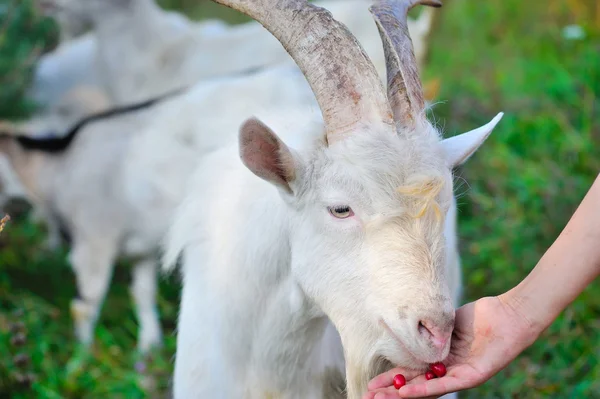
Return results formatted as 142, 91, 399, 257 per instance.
498, 286, 548, 347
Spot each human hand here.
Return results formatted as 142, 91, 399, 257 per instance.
362, 295, 538, 398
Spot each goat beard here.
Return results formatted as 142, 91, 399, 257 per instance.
344, 350, 395, 398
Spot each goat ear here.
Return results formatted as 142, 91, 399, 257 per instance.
440, 112, 503, 167
239, 117, 296, 194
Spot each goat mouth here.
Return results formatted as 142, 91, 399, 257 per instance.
378, 318, 428, 369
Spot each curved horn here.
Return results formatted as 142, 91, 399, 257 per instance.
213, 0, 394, 144
369, 0, 442, 127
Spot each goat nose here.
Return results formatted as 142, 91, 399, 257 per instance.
418, 318, 453, 350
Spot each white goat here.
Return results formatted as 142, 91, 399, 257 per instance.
0, 61, 326, 353
28, 0, 196, 109
0, 86, 112, 249
163, 0, 503, 398
42, 0, 438, 105
0, 86, 189, 352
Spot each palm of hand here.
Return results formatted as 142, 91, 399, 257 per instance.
363, 296, 534, 399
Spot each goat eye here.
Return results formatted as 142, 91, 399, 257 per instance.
328, 205, 354, 219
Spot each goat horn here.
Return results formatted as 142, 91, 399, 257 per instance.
369, 0, 442, 128
212, 0, 395, 145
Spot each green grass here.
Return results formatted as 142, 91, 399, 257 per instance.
1, 0, 600, 397
0, 0, 59, 118
424, 1, 600, 396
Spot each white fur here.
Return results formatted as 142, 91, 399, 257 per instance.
0, 86, 110, 250
0, 63, 326, 352
162, 75, 503, 398
28, 34, 101, 109
29, 0, 193, 108
0, 86, 112, 249
0, 86, 193, 352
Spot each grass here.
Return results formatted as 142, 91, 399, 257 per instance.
1, 0, 600, 397
0, 0, 59, 119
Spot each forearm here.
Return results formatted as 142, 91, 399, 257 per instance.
502, 174, 600, 341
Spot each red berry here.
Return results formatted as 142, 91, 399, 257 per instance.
430, 362, 447, 377
425, 371, 436, 380
392, 373, 406, 389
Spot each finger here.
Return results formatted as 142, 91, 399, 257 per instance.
367, 368, 399, 390
367, 368, 423, 390
404, 374, 428, 385
362, 390, 376, 399
372, 386, 402, 399
398, 375, 466, 398
374, 390, 400, 399
364, 386, 440, 399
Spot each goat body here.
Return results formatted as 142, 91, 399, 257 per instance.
161, 69, 475, 399
163, 100, 468, 398
162, 0, 503, 397
0, 90, 189, 351
29, 0, 195, 108
0, 63, 321, 352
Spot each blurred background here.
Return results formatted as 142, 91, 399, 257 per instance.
0, 0, 598, 397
